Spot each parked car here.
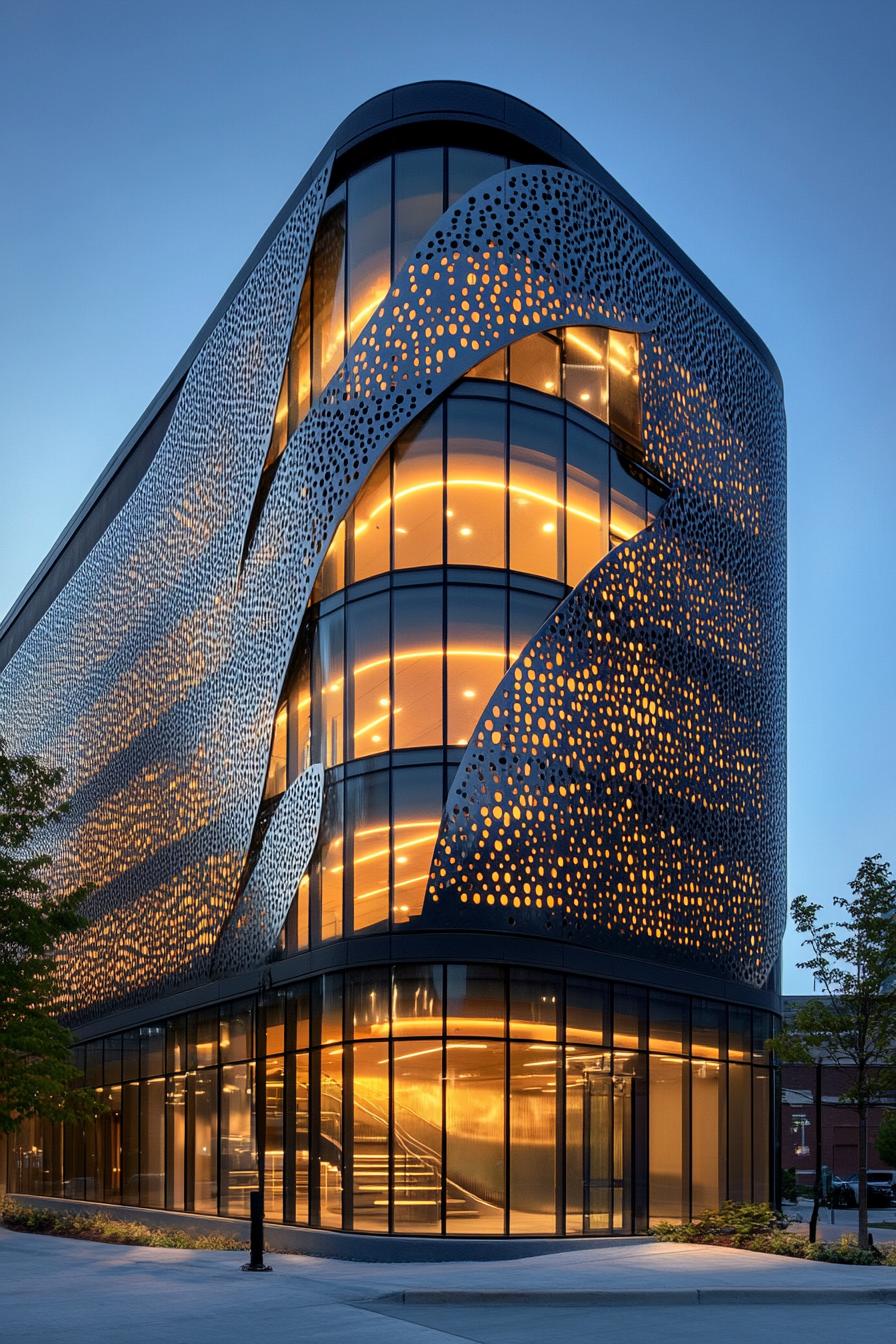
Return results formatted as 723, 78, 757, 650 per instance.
842, 1171, 895, 1207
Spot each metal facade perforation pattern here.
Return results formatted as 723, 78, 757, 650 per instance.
0, 151, 785, 1020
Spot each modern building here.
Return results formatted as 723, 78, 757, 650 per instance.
0, 82, 786, 1243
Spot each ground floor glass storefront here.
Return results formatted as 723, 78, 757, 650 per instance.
4, 964, 776, 1235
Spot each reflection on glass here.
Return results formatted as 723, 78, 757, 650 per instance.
566, 977, 608, 1045
350, 455, 391, 583
509, 405, 563, 579
692, 1000, 723, 1060
446, 964, 506, 1037
352, 1041, 389, 1230
753, 1068, 770, 1200
394, 148, 444, 276
692, 1059, 724, 1214
393, 587, 443, 749
317, 782, 344, 942
220, 1063, 254, 1218
347, 593, 390, 757
728, 1007, 751, 1062
191, 1068, 217, 1213
649, 993, 687, 1055
312, 189, 346, 397
564, 327, 608, 417
510, 969, 559, 1041
392, 964, 443, 1037
566, 423, 608, 586
466, 347, 506, 380
510, 1042, 557, 1233
347, 158, 392, 346
264, 704, 287, 798
287, 649, 311, 780
349, 771, 390, 933
649, 1055, 686, 1224
391, 767, 443, 923
446, 585, 505, 746
393, 406, 443, 570
319, 1047, 343, 1228
610, 451, 646, 545
509, 589, 558, 660
445, 1041, 505, 1233
608, 329, 640, 443
448, 148, 505, 203
348, 967, 390, 1040
312, 610, 344, 768
393, 1039, 443, 1234
265, 1057, 284, 1221
446, 398, 506, 567
613, 988, 645, 1050
509, 332, 561, 397
320, 973, 344, 1047
220, 1000, 253, 1064
312, 520, 345, 602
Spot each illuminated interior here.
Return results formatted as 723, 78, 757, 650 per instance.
7, 968, 772, 1235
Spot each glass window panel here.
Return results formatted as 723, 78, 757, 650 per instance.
647, 487, 664, 526
190, 1007, 219, 1071
728, 1061, 752, 1202
753, 1067, 771, 1200
165, 1021, 186, 1076
728, 1007, 752, 1062
122, 1081, 140, 1204
509, 404, 564, 579
509, 969, 559, 1041
446, 964, 506, 1037
287, 651, 311, 781
165, 1075, 186, 1210
288, 273, 311, 432
311, 188, 346, 397
287, 981, 311, 1052
510, 1041, 558, 1233
316, 780, 343, 942
448, 148, 504, 203
613, 987, 646, 1050
347, 157, 392, 346
692, 1059, 725, 1215
392, 963, 443, 1038
264, 1056, 284, 1222
566, 423, 608, 587
122, 1029, 140, 1082
509, 332, 561, 397
563, 326, 608, 420
139, 1025, 165, 1080
191, 1068, 217, 1214
394, 147, 444, 276
317, 973, 344, 1047
446, 397, 506, 568
348, 771, 390, 933
84, 1040, 103, 1088
103, 1084, 122, 1204
692, 1001, 723, 1059
607, 329, 641, 443
393, 405, 444, 571
139, 1078, 165, 1208
295, 1053, 310, 1223
649, 1055, 687, 1224
351, 1040, 389, 1230
269, 369, 288, 462
294, 873, 310, 953
312, 609, 344, 769
220, 1000, 254, 1064
103, 1035, 122, 1086
220, 1062, 254, 1218
509, 589, 558, 660
393, 586, 443, 750
349, 454, 391, 583
393, 1038, 443, 1233
312, 519, 346, 602
566, 977, 608, 1045
610, 451, 646, 545
446, 585, 505, 747
264, 994, 285, 1056
445, 1040, 505, 1233
649, 993, 687, 1054
752, 1011, 772, 1064
466, 347, 507, 381
347, 593, 390, 758
348, 966, 390, 1040
391, 766, 443, 924
264, 703, 288, 798
318, 1046, 343, 1228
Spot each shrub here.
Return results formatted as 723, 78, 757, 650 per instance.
804, 1235, 881, 1266
652, 1201, 788, 1247
0, 1197, 245, 1251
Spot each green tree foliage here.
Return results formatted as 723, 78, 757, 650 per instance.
877, 1110, 896, 1169
769, 856, 896, 1248
0, 739, 97, 1132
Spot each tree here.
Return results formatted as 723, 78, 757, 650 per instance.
0, 738, 98, 1132
877, 1110, 896, 1169
770, 856, 896, 1249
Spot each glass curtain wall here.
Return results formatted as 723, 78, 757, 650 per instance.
7, 975, 775, 1237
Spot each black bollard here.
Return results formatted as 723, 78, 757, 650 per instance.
242, 1188, 272, 1272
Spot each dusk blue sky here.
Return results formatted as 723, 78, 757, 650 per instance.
1, 1, 893, 991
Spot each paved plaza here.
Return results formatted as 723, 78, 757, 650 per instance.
1, 1226, 895, 1343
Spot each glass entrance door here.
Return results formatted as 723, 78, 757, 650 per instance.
582, 1067, 633, 1234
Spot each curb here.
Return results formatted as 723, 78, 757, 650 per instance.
374, 1287, 896, 1306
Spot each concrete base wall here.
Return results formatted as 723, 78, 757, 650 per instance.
4, 1194, 652, 1261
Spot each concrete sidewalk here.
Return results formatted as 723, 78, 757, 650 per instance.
1, 1226, 894, 1343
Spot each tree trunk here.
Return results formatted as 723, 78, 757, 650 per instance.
809, 1057, 822, 1244
858, 1104, 868, 1249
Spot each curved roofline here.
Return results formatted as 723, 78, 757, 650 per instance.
0, 80, 781, 659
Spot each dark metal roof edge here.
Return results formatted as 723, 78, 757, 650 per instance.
0, 79, 782, 650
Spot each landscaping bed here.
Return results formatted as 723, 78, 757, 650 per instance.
652, 1202, 896, 1266
0, 1197, 246, 1251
